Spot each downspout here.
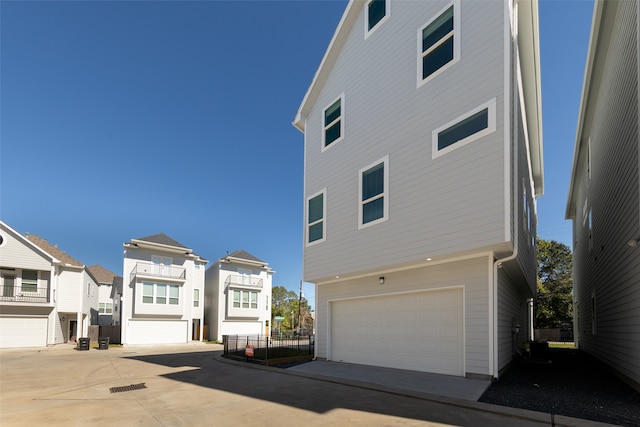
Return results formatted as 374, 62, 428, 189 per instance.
491, 0, 520, 379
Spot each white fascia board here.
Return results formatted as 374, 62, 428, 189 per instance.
293, 1, 361, 132
127, 239, 193, 255
566, 0, 603, 218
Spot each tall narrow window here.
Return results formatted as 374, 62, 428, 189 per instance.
143, 282, 154, 304
168, 285, 179, 305
156, 284, 167, 304
359, 157, 389, 228
250, 292, 258, 309
233, 290, 241, 308
307, 190, 326, 245
22, 270, 38, 293
418, 1, 459, 86
193, 289, 200, 307
366, 0, 388, 36
322, 95, 344, 149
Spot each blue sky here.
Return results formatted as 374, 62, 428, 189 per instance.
1, 0, 594, 301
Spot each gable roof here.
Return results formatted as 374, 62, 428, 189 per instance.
88, 264, 119, 285
134, 233, 188, 249
25, 234, 84, 267
293, 0, 543, 196
226, 250, 265, 264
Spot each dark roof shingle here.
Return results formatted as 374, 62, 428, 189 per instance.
25, 235, 84, 267
134, 233, 188, 249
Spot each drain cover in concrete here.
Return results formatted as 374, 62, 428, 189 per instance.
109, 383, 147, 393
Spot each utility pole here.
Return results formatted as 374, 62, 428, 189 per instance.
297, 280, 302, 335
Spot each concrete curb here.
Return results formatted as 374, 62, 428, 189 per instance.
213, 353, 617, 427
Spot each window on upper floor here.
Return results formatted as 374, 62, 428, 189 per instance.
142, 282, 179, 305
307, 189, 326, 245
152, 255, 173, 277
322, 94, 344, 150
365, 0, 389, 37
99, 303, 113, 314
359, 156, 389, 228
193, 289, 200, 307
21, 270, 38, 293
418, 1, 460, 87
432, 98, 496, 158
233, 289, 258, 309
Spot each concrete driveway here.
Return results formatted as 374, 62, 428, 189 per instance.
0, 343, 611, 426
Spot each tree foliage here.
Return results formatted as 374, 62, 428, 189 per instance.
271, 285, 313, 332
536, 239, 573, 328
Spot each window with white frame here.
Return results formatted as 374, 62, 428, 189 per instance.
21, 270, 38, 293
99, 303, 113, 314
365, 0, 389, 37
418, 1, 459, 86
232, 289, 259, 309
307, 189, 326, 245
142, 282, 179, 305
432, 98, 496, 158
359, 156, 389, 228
193, 289, 200, 307
322, 94, 344, 149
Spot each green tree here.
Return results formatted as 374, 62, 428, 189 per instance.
536, 239, 573, 328
271, 285, 312, 332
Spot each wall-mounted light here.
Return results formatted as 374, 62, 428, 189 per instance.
627, 237, 640, 248
379, 276, 385, 285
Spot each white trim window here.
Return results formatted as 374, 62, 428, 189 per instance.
193, 289, 200, 307
359, 156, 389, 228
232, 289, 259, 309
21, 270, 38, 293
142, 282, 179, 305
432, 98, 496, 158
99, 302, 113, 314
322, 94, 344, 150
417, 0, 460, 87
306, 189, 326, 246
365, 0, 389, 38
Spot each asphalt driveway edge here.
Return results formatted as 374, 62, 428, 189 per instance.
213, 354, 616, 427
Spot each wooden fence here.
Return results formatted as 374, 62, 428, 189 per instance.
88, 325, 121, 344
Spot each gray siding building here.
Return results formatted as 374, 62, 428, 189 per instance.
566, 0, 639, 391
294, 0, 543, 378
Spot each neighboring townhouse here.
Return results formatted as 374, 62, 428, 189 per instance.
122, 233, 208, 345
566, 1, 639, 391
0, 221, 99, 348
204, 250, 274, 341
293, 0, 543, 379
111, 276, 123, 326
88, 265, 122, 326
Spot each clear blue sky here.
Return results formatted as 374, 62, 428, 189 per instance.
1, 0, 594, 302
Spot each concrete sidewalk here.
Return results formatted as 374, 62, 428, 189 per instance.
0, 344, 615, 427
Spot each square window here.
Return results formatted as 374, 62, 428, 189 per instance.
307, 190, 326, 245
322, 95, 344, 149
359, 157, 389, 228
366, 0, 388, 36
418, 1, 459, 86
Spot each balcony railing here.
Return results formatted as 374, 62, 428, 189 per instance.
225, 275, 263, 289
130, 262, 186, 282
0, 286, 50, 303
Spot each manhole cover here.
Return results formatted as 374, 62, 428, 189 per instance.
109, 383, 147, 393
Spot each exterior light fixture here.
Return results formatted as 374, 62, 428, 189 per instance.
627, 237, 640, 248
379, 276, 385, 284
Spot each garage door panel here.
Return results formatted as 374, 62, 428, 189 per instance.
331, 289, 463, 376
0, 317, 48, 348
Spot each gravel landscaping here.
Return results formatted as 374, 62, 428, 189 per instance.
479, 347, 640, 426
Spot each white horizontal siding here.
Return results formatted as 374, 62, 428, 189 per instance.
303, 0, 507, 282
0, 226, 52, 271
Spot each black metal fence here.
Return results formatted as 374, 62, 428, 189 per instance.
223, 335, 314, 365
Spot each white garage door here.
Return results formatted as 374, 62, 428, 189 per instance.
0, 317, 48, 348
126, 320, 188, 345
330, 288, 463, 376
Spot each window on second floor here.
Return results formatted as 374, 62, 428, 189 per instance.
359, 156, 389, 228
21, 270, 38, 293
366, 0, 389, 37
307, 189, 326, 245
418, 1, 459, 86
142, 282, 179, 305
233, 289, 258, 309
322, 94, 344, 150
